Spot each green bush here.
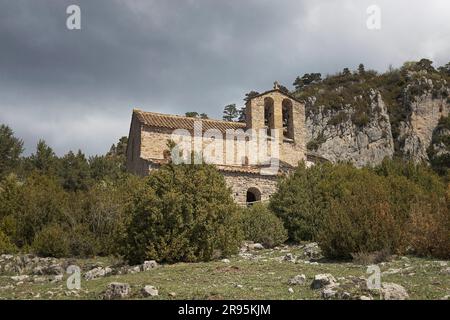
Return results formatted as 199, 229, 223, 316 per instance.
316, 171, 405, 259
66, 224, 99, 258
121, 163, 243, 264
406, 195, 450, 259
271, 160, 449, 260
0, 230, 17, 254
241, 204, 287, 248
270, 162, 351, 242
32, 225, 70, 258
12, 173, 69, 247
68, 176, 143, 256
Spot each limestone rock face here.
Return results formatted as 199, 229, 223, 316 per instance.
306, 90, 394, 167
398, 93, 449, 163
306, 85, 449, 166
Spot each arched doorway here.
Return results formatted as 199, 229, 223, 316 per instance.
246, 187, 261, 205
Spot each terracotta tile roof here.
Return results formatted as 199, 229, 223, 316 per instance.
134, 109, 246, 133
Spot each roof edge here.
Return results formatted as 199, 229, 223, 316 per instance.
133, 109, 247, 126
245, 89, 304, 104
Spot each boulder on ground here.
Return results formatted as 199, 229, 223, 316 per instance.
380, 283, 409, 300
11, 275, 29, 282
283, 253, 295, 262
84, 267, 113, 280
248, 243, 264, 250
103, 282, 130, 300
141, 260, 158, 271
288, 274, 306, 285
311, 274, 337, 290
321, 288, 337, 299
440, 267, 450, 275
141, 285, 159, 297
303, 242, 323, 259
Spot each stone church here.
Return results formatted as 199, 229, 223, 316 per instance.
126, 83, 312, 205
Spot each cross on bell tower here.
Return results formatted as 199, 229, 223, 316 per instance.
273, 81, 280, 90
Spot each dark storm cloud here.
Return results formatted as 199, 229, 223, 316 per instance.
0, 0, 449, 155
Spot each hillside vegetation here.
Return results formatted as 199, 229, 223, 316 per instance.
0, 59, 449, 271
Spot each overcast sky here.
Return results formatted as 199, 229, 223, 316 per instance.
0, 0, 449, 156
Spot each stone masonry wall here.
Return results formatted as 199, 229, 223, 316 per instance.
222, 171, 278, 205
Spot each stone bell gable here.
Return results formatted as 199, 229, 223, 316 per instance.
126, 83, 307, 205
245, 82, 307, 167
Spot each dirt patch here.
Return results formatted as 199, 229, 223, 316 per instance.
215, 266, 241, 273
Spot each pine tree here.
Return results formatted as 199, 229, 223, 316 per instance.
244, 91, 259, 100
28, 140, 58, 175
185, 112, 199, 118
0, 125, 24, 179
358, 63, 365, 75
59, 150, 91, 191
223, 104, 238, 122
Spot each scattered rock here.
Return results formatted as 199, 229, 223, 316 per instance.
440, 267, 450, 275
311, 274, 337, 290
127, 265, 141, 274
359, 295, 373, 300
84, 267, 113, 280
33, 276, 47, 283
221, 259, 230, 263
341, 291, 351, 300
321, 288, 337, 299
52, 274, 64, 283
103, 282, 130, 300
46, 264, 65, 275
288, 274, 306, 285
283, 253, 295, 262
0, 285, 15, 290
288, 287, 294, 294
382, 268, 402, 275
11, 275, 29, 282
303, 242, 323, 259
141, 260, 158, 272
380, 283, 409, 300
437, 261, 448, 267
248, 243, 264, 250
168, 292, 177, 297
141, 285, 159, 297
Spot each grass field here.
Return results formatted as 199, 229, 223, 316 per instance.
0, 245, 448, 300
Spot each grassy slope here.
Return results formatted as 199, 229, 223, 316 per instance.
0, 246, 448, 300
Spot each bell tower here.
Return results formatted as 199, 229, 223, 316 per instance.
244, 83, 306, 166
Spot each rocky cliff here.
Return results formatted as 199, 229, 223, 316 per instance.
306, 90, 394, 167
297, 61, 450, 168
397, 80, 449, 163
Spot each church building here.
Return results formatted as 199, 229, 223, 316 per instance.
126, 83, 308, 205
